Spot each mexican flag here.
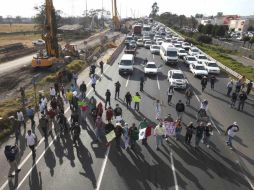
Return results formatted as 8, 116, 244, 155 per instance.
78, 100, 89, 111
139, 128, 147, 140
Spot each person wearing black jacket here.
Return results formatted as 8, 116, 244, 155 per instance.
71, 111, 79, 124
71, 123, 81, 146
201, 76, 208, 92
195, 122, 205, 149
140, 77, 145, 92
210, 75, 216, 90
237, 91, 247, 111
124, 92, 132, 108
115, 81, 121, 99
105, 89, 111, 109
5, 145, 21, 177
80, 81, 87, 98
175, 100, 185, 119
185, 122, 194, 144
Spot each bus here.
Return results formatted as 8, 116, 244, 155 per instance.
160, 42, 178, 65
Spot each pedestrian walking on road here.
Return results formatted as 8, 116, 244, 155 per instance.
246, 80, 253, 95
226, 80, 234, 96
202, 123, 213, 148
10, 116, 20, 144
175, 100, 185, 120
235, 80, 241, 93
237, 90, 247, 111
128, 123, 139, 149
91, 75, 97, 92
79, 81, 87, 98
140, 77, 145, 92
167, 85, 174, 105
185, 122, 194, 145
154, 99, 162, 120
124, 91, 132, 108
105, 89, 111, 109
201, 76, 208, 92
154, 122, 166, 151
89, 96, 97, 112
133, 92, 141, 112
106, 106, 113, 123
225, 122, 239, 150
175, 119, 182, 141
25, 130, 37, 160
185, 86, 193, 105
71, 122, 81, 147
60, 83, 65, 97
49, 87, 56, 100
210, 75, 216, 90
4, 144, 21, 178
17, 110, 26, 129
114, 123, 123, 149
139, 118, 148, 145
95, 116, 104, 142
230, 91, 238, 108
96, 102, 104, 117
123, 123, 130, 150
26, 106, 35, 128
195, 122, 204, 149
39, 114, 49, 140
54, 82, 59, 96
20, 86, 26, 106
114, 81, 121, 99
99, 61, 104, 74
114, 104, 123, 121
73, 72, 78, 85
66, 89, 73, 108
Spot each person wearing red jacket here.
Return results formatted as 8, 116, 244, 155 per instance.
106, 106, 113, 123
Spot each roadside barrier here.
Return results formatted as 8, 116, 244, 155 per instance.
106, 37, 125, 65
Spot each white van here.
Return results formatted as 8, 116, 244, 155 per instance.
160, 42, 178, 65
118, 54, 134, 75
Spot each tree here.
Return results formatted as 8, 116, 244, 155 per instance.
149, 2, 159, 18
198, 24, 204, 32
249, 37, 254, 48
189, 16, 198, 28
15, 16, 22, 23
217, 12, 223, 17
0, 16, 3, 23
242, 36, 250, 47
195, 14, 203, 18
6, 15, 13, 32
203, 24, 213, 35
33, 4, 62, 31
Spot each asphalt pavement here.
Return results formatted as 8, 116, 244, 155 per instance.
0, 45, 254, 190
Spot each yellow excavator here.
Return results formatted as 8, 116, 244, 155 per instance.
32, 0, 61, 68
112, 0, 120, 31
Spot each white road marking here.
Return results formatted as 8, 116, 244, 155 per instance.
0, 64, 112, 190
95, 146, 110, 190
170, 152, 179, 190
153, 54, 155, 59
236, 162, 254, 190
193, 91, 200, 102
209, 117, 221, 135
125, 75, 130, 87
156, 75, 160, 90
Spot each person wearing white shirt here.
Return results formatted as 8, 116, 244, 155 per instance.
225, 122, 239, 149
49, 87, 56, 99
17, 110, 26, 128
25, 130, 36, 160
154, 123, 166, 151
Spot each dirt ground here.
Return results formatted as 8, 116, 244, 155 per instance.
0, 24, 37, 33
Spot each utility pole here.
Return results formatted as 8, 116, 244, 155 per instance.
101, 0, 104, 29
85, 0, 88, 17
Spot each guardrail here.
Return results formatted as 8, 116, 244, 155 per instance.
106, 37, 125, 65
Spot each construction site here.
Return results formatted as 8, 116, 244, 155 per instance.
0, 0, 131, 133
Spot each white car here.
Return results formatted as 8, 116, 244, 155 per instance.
174, 43, 182, 49
144, 40, 152, 48
168, 70, 187, 89
184, 56, 197, 65
189, 47, 199, 56
154, 34, 161, 40
189, 62, 208, 77
143, 36, 151, 43
150, 45, 160, 54
136, 39, 143, 47
177, 48, 187, 59
156, 40, 164, 45
32, 39, 45, 46
144, 62, 158, 75
203, 61, 221, 74
182, 42, 191, 51
195, 54, 209, 64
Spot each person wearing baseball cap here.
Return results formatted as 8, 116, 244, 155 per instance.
225, 121, 239, 149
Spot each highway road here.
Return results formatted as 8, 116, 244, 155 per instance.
0, 31, 119, 76
0, 45, 254, 190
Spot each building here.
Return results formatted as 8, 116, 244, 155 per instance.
229, 18, 254, 33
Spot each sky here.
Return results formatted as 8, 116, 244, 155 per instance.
1, 0, 254, 18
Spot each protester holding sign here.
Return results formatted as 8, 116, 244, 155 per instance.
139, 118, 148, 145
